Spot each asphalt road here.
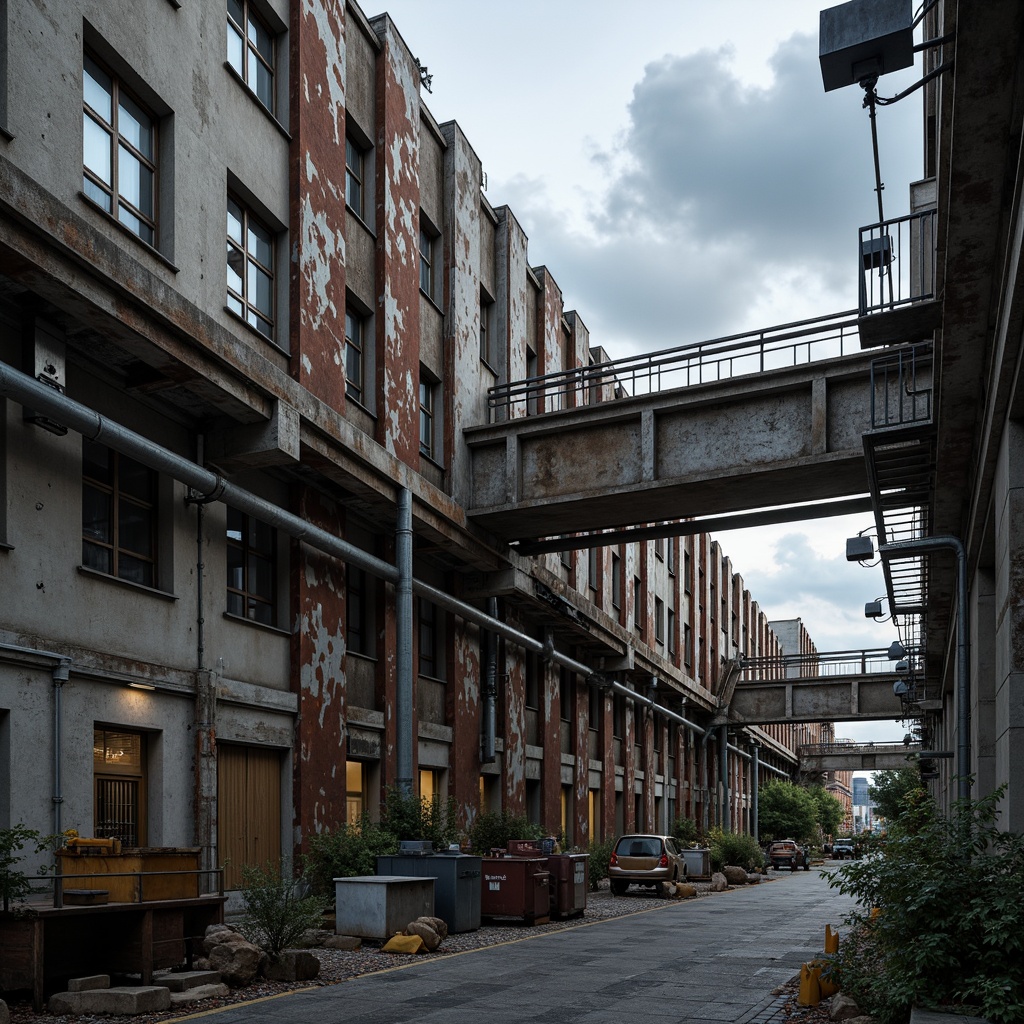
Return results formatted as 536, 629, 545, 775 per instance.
189, 868, 858, 1024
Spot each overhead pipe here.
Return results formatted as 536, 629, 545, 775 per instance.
0, 365, 711, 758
481, 597, 498, 763
719, 724, 730, 831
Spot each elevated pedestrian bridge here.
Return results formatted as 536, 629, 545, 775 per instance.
464, 311, 932, 542
726, 648, 931, 725
797, 741, 938, 771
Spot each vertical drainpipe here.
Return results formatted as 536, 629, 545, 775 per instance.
52, 659, 71, 836
482, 597, 498, 763
396, 488, 414, 797
719, 724, 730, 831
752, 745, 760, 843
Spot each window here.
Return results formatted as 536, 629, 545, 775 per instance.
419, 222, 436, 297
419, 367, 439, 460
668, 608, 677, 656
94, 727, 146, 847
346, 565, 370, 655
345, 136, 365, 218
710, 583, 716, 624
559, 668, 572, 722
480, 291, 498, 367
83, 53, 156, 246
667, 540, 676, 576
588, 547, 598, 593
684, 550, 692, 595
227, 194, 274, 338
418, 599, 440, 678
226, 507, 277, 626
684, 622, 692, 667
655, 597, 665, 646
611, 552, 621, 610
346, 760, 366, 825
633, 576, 643, 635
345, 307, 365, 404
655, 537, 664, 561
560, 550, 572, 570
227, 0, 274, 109
82, 440, 157, 587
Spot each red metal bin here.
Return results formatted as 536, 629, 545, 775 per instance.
480, 857, 550, 924
545, 853, 588, 918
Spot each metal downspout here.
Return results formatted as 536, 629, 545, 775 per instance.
719, 724, 730, 831
52, 659, 70, 837
879, 537, 970, 802
396, 489, 413, 797
752, 745, 760, 842
482, 597, 498, 763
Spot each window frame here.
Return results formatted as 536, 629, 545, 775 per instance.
345, 306, 365, 405
226, 506, 278, 627
93, 726, 147, 847
82, 440, 158, 588
419, 221, 436, 299
418, 598, 442, 679
226, 192, 275, 340
419, 366, 440, 461
226, 0, 275, 111
345, 135, 365, 219
83, 51, 158, 247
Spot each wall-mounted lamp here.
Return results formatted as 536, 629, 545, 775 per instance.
127, 681, 156, 691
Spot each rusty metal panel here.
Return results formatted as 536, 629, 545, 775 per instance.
289, 0, 348, 412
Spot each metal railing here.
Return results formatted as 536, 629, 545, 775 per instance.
737, 647, 908, 681
858, 209, 937, 317
487, 309, 862, 419
869, 342, 933, 429
20, 867, 226, 909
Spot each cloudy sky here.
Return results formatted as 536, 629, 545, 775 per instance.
376, 1, 925, 746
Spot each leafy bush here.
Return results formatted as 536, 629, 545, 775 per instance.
587, 836, 615, 891
303, 818, 398, 897
828, 786, 1024, 1024
238, 862, 331, 957
467, 811, 544, 854
670, 816, 699, 846
707, 827, 764, 872
381, 786, 459, 851
757, 779, 818, 842
0, 824, 66, 913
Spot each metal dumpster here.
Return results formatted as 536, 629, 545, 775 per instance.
546, 853, 588, 918
376, 848, 482, 933
480, 856, 550, 924
681, 847, 712, 879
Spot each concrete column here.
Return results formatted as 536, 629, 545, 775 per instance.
994, 420, 1024, 829
971, 565, 997, 799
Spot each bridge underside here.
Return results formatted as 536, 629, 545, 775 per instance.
799, 744, 931, 771
466, 357, 881, 539
728, 675, 911, 725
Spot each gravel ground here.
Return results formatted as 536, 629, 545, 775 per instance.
6, 877, 801, 1024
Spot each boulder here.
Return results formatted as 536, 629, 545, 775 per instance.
322, 934, 361, 950
296, 928, 332, 948
746, 872, 762, 884
168, 983, 230, 1006
201, 926, 265, 987
830, 993, 863, 1020
723, 865, 748, 885
262, 950, 321, 982
405, 919, 442, 952
0, 998, 8, 1024
710, 871, 729, 892
675, 883, 698, 898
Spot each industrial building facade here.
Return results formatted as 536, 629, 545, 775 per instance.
0, 0, 832, 886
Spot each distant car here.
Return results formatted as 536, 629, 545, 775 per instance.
832, 839, 856, 860
767, 839, 810, 871
608, 834, 688, 895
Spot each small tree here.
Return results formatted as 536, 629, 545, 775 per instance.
0, 824, 63, 913
587, 835, 615, 891
239, 862, 331, 958
868, 765, 923, 824
808, 785, 845, 840
303, 817, 398, 897
707, 827, 763, 872
757, 779, 817, 842
670, 815, 700, 845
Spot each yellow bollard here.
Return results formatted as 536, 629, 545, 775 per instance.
870, 906, 882, 920
798, 962, 821, 1006
825, 924, 839, 954
813, 958, 839, 998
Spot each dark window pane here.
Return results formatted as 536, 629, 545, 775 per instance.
83, 540, 112, 575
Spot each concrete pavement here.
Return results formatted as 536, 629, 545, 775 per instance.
189, 868, 857, 1024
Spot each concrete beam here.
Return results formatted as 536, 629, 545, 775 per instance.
800, 743, 929, 771
465, 353, 887, 539
729, 674, 909, 724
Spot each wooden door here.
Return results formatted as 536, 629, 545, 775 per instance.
217, 744, 281, 889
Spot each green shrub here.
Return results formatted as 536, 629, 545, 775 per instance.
707, 827, 763, 872
828, 786, 1024, 1024
0, 824, 65, 913
381, 786, 459, 851
303, 818, 398, 897
238, 862, 331, 957
467, 811, 544, 854
587, 836, 615, 891
670, 816, 699, 845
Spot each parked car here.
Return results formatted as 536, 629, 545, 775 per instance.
607, 834, 688, 895
767, 839, 810, 871
832, 839, 857, 860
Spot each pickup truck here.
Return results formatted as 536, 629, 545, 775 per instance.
767, 840, 810, 871
832, 839, 857, 859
